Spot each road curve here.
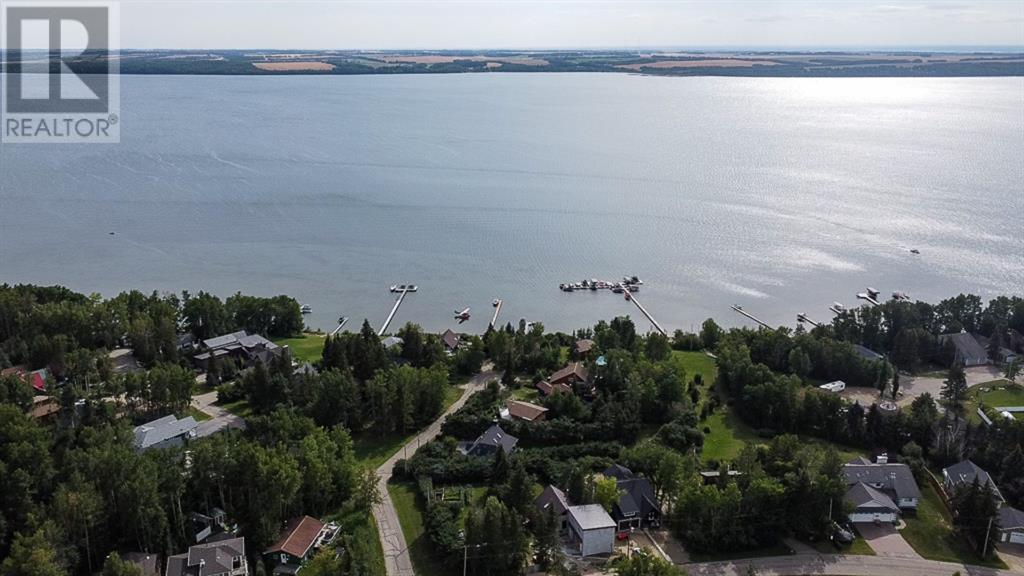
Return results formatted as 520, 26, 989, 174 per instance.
683, 552, 1022, 576
373, 365, 499, 576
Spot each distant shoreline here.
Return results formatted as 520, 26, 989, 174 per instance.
5, 49, 1022, 77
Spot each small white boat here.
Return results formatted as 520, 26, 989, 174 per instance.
300, 304, 312, 314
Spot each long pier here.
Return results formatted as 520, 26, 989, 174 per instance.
378, 288, 412, 336
330, 317, 350, 336
490, 299, 503, 328
856, 292, 881, 307
730, 305, 772, 329
796, 313, 820, 328
624, 293, 667, 336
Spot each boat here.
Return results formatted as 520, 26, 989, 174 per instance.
389, 285, 398, 292
866, 287, 880, 299
300, 304, 312, 314
832, 302, 845, 311
338, 316, 348, 324
407, 285, 418, 292
910, 249, 920, 254
627, 285, 639, 292
492, 299, 500, 307
892, 291, 909, 301
611, 284, 625, 294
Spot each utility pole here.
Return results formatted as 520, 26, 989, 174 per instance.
463, 543, 486, 576
983, 516, 994, 558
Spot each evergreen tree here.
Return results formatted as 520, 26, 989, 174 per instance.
941, 362, 968, 417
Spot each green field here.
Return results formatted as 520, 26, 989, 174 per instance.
671, 350, 718, 386
387, 482, 451, 576
272, 333, 326, 363
354, 385, 462, 469
510, 386, 540, 402
699, 409, 760, 462
901, 481, 1007, 568
804, 536, 876, 556
967, 380, 1022, 424
214, 397, 253, 419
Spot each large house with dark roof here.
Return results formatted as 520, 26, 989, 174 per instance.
600, 465, 661, 532
166, 537, 248, 576
193, 330, 284, 369
942, 460, 1005, 504
458, 424, 518, 457
842, 457, 920, 523
998, 506, 1024, 545
939, 332, 989, 367
133, 414, 199, 452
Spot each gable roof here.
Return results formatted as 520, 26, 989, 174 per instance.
549, 362, 588, 385
536, 380, 572, 397
536, 485, 570, 516
203, 330, 249, 350
943, 460, 1004, 502
440, 329, 460, 350
134, 415, 199, 451
940, 332, 987, 361
568, 504, 616, 531
575, 339, 595, 354
843, 463, 921, 501
846, 482, 900, 512
167, 537, 245, 576
468, 424, 518, 455
999, 506, 1024, 531
852, 344, 884, 362
505, 399, 548, 422
381, 336, 404, 349
265, 516, 324, 559
602, 464, 634, 481
617, 477, 660, 518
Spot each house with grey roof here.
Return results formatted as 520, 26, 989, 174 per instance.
998, 506, 1024, 545
166, 537, 248, 576
133, 415, 198, 452
852, 344, 884, 362
458, 424, 517, 457
566, 505, 615, 557
193, 330, 284, 369
600, 465, 661, 531
535, 485, 571, 533
842, 458, 920, 523
939, 332, 989, 366
942, 460, 1005, 504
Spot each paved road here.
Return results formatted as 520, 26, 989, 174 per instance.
683, 553, 1022, 576
373, 365, 499, 576
191, 391, 246, 437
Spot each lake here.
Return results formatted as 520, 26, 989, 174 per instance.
1, 73, 1022, 334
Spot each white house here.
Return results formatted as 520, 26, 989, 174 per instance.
566, 505, 615, 557
842, 458, 921, 523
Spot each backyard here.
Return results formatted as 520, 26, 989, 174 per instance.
900, 480, 1007, 569
272, 333, 326, 363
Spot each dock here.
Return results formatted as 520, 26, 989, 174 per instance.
490, 299, 503, 329
378, 286, 413, 337
796, 313, 820, 328
856, 292, 881, 307
624, 293, 667, 336
330, 316, 350, 336
730, 305, 772, 329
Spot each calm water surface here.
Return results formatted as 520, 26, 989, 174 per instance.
1, 74, 1022, 334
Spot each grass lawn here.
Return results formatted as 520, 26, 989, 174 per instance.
272, 333, 326, 363
214, 397, 253, 419
510, 386, 540, 402
185, 406, 212, 422
966, 380, 1021, 424
804, 537, 876, 556
699, 409, 760, 462
901, 481, 1007, 569
354, 385, 462, 469
388, 482, 452, 576
687, 542, 793, 562
671, 350, 717, 385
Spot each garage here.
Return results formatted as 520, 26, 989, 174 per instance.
849, 512, 898, 524
999, 506, 1024, 545
845, 483, 900, 525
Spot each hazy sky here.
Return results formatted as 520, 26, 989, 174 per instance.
117, 1, 1024, 50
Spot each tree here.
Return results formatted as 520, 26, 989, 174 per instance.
593, 475, 621, 513
941, 362, 968, 417
891, 369, 901, 399
102, 553, 143, 576
645, 333, 672, 362
299, 549, 344, 576
1006, 359, 1020, 384
463, 497, 527, 576
0, 528, 65, 576
700, 319, 723, 350
614, 549, 683, 575
531, 507, 562, 571
502, 461, 534, 516
951, 478, 999, 557
788, 347, 812, 381
492, 448, 510, 483
53, 478, 103, 573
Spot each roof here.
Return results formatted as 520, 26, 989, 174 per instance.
470, 424, 517, 455
381, 336, 404, 349
575, 339, 595, 354
843, 463, 921, 501
202, 330, 249, 350
265, 516, 324, 559
602, 464, 634, 481
121, 552, 160, 576
852, 344, 884, 362
846, 482, 900, 513
549, 362, 588, 385
29, 369, 47, 392
940, 332, 987, 361
134, 415, 199, 450
999, 506, 1024, 531
616, 477, 660, 518
505, 399, 548, 421
847, 456, 873, 465
167, 537, 245, 576
29, 395, 59, 419
536, 485, 570, 516
943, 460, 1005, 501
568, 504, 616, 531
536, 380, 571, 397
440, 329, 460, 350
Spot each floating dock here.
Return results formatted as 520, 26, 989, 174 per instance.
624, 292, 667, 336
379, 286, 413, 336
490, 299, 503, 328
796, 313, 820, 328
730, 305, 772, 329
856, 292, 881, 307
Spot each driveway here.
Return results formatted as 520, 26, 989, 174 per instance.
683, 554, 1019, 576
854, 522, 919, 558
998, 542, 1024, 573
842, 366, 1006, 408
191, 391, 246, 437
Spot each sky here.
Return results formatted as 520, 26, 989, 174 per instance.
113, 0, 1024, 50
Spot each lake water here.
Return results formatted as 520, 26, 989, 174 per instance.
1, 74, 1022, 335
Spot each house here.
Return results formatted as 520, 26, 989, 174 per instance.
940, 332, 989, 366
264, 516, 327, 574
998, 506, 1024, 545
177, 333, 197, 354
440, 329, 460, 353
457, 424, 518, 457
942, 460, 1005, 504
535, 485, 571, 532
28, 395, 59, 422
972, 333, 1020, 365
548, 362, 589, 387
574, 339, 595, 356
600, 465, 661, 531
501, 399, 548, 422
852, 344, 885, 363
121, 552, 160, 576
133, 415, 199, 452
566, 505, 615, 557
536, 380, 572, 397
193, 330, 284, 369
381, 336, 404, 350
842, 458, 920, 522
166, 537, 248, 576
